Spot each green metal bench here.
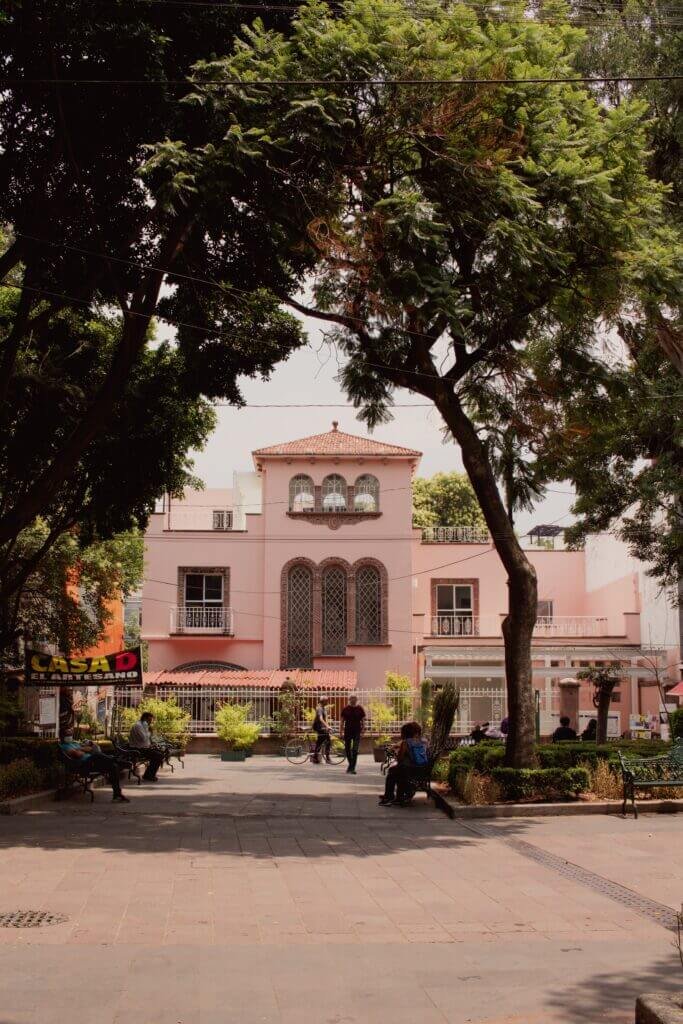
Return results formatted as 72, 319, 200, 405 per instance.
618, 741, 683, 818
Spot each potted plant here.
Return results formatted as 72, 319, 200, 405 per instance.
369, 701, 397, 761
215, 703, 261, 761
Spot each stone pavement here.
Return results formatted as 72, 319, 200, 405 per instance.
0, 754, 681, 1024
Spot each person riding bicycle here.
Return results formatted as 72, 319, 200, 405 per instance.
379, 722, 429, 806
312, 697, 332, 764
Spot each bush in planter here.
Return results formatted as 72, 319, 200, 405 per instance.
215, 703, 261, 760
490, 766, 589, 801
385, 671, 413, 720
0, 758, 45, 800
448, 743, 505, 787
368, 701, 396, 760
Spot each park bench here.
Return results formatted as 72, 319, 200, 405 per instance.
153, 734, 185, 773
57, 748, 108, 802
618, 740, 683, 818
111, 736, 149, 784
381, 745, 454, 819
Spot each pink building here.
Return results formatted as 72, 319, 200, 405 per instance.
141, 424, 675, 737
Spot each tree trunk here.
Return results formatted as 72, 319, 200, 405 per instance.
596, 685, 614, 745
434, 390, 538, 767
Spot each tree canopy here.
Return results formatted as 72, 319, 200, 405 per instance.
412, 473, 486, 530
189, 0, 676, 764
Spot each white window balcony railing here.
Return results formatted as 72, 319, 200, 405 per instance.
170, 606, 234, 634
422, 526, 491, 544
431, 614, 481, 637
533, 616, 608, 637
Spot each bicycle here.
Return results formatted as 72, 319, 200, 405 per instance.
285, 734, 346, 766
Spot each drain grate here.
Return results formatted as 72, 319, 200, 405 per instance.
459, 820, 679, 932
0, 910, 68, 928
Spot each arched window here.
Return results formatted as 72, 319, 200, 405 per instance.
354, 474, 379, 512
289, 474, 314, 512
355, 565, 381, 643
322, 566, 347, 655
286, 564, 313, 668
322, 474, 347, 511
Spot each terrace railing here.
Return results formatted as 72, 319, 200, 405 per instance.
421, 525, 491, 544
170, 606, 234, 634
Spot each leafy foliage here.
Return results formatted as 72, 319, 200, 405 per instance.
214, 702, 261, 751
385, 671, 413, 719
120, 697, 191, 748
430, 682, 459, 759
0, 758, 45, 801
412, 473, 486, 530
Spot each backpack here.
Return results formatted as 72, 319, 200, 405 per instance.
407, 738, 429, 767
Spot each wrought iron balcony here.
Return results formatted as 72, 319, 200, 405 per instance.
431, 614, 482, 637
170, 605, 234, 634
421, 526, 491, 544
533, 616, 608, 637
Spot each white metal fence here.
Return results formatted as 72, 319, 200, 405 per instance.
114, 685, 421, 736
170, 606, 234, 634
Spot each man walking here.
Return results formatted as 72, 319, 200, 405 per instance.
128, 711, 165, 781
340, 694, 365, 774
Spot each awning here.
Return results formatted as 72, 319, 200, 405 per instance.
143, 669, 357, 689
668, 680, 683, 697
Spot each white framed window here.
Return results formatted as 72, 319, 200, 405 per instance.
184, 573, 224, 606
435, 584, 473, 636
354, 474, 379, 512
322, 474, 347, 511
537, 599, 554, 620
289, 474, 315, 512
212, 510, 233, 530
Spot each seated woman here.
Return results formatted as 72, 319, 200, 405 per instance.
379, 722, 429, 806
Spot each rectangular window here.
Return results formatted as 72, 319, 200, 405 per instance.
434, 583, 473, 636
537, 599, 553, 619
184, 573, 223, 605
212, 510, 233, 530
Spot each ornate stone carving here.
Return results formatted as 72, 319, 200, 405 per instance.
286, 511, 381, 530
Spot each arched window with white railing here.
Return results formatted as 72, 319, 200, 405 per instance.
322, 474, 347, 512
353, 474, 379, 512
289, 474, 315, 512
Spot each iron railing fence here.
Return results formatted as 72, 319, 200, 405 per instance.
170, 606, 234, 634
113, 685, 421, 737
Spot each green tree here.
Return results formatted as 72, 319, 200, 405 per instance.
0, 2, 308, 612
2, 524, 143, 663
120, 696, 191, 749
199, 0, 674, 766
412, 473, 486, 530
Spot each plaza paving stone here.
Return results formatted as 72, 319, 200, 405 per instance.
0, 754, 681, 1023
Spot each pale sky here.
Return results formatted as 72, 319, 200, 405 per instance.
184, 312, 578, 535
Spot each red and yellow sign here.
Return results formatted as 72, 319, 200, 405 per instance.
24, 647, 142, 686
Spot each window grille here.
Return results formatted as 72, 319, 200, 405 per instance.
322, 567, 347, 655
322, 474, 347, 511
212, 510, 233, 530
355, 565, 381, 643
289, 475, 314, 512
353, 474, 379, 512
287, 565, 313, 668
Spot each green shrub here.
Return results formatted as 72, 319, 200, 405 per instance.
0, 758, 45, 800
430, 758, 449, 783
670, 709, 683, 740
0, 738, 62, 783
490, 766, 589, 801
447, 744, 505, 786
215, 703, 262, 751
386, 671, 413, 720
120, 697, 191, 748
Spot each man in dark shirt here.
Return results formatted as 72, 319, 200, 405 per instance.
340, 695, 366, 774
552, 716, 577, 742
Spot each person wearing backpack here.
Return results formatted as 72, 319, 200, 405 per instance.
379, 721, 429, 806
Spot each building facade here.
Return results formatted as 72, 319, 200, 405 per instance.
141, 423, 678, 736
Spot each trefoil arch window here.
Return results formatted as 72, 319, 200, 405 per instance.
322, 474, 347, 511
286, 564, 313, 668
322, 566, 347, 655
355, 565, 381, 644
289, 474, 314, 512
354, 474, 379, 512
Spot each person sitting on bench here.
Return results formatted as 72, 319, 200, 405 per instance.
379, 722, 429, 806
59, 732, 129, 802
128, 712, 165, 781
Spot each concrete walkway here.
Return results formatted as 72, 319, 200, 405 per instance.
0, 755, 681, 1023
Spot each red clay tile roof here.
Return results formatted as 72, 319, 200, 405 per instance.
253, 423, 421, 458
144, 669, 357, 689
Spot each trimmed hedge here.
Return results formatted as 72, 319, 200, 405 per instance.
448, 739, 673, 791
0, 737, 114, 791
489, 766, 590, 801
